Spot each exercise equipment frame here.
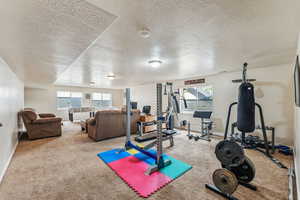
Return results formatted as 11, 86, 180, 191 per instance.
224, 63, 286, 169
124, 86, 171, 175
206, 63, 286, 200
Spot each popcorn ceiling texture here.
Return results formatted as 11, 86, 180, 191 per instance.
0, 0, 299, 88
0, 0, 117, 86
55, 0, 300, 88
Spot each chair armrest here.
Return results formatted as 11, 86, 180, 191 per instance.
32, 117, 62, 124
87, 118, 96, 126
39, 113, 56, 118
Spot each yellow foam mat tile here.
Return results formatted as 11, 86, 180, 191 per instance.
127, 149, 139, 155
126, 143, 145, 155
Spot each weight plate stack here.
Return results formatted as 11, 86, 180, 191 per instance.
215, 140, 245, 167
227, 156, 256, 183
212, 168, 239, 195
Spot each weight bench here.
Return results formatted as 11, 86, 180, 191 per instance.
190, 111, 213, 141
142, 131, 175, 150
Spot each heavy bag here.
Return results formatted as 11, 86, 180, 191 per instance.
237, 82, 255, 132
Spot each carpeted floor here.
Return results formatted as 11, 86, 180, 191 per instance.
0, 122, 292, 200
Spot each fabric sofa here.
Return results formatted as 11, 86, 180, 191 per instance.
87, 109, 140, 141
20, 108, 62, 140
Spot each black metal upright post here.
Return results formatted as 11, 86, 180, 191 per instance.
231, 123, 235, 137
241, 132, 245, 146
255, 103, 270, 156
224, 102, 237, 139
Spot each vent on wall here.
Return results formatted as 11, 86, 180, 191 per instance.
85, 93, 91, 100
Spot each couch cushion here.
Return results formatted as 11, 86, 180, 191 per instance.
33, 117, 62, 124
96, 110, 123, 116
121, 108, 140, 114
23, 110, 38, 122
39, 113, 56, 118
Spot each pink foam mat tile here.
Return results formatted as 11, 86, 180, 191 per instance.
108, 156, 172, 197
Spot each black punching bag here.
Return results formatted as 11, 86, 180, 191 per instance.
237, 82, 255, 132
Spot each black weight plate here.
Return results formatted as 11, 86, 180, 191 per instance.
215, 140, 245, 166
215, 140, 245, 167
229, 156, 256, 183
213, 168, 238, 195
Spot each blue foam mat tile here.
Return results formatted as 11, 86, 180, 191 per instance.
97, 149, 130, 163
159, 155, 192, 179
133, 152, 156, 166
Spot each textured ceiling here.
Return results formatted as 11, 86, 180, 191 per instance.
0, 0, 299, 88
0, 0, 117, 87
55, 0, 300, 88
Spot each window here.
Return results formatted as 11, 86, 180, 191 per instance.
92, 93, 112, 109
180, 85, 213, 112
57, 91, 82, 109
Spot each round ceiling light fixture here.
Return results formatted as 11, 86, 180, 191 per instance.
139, 28, 151, 38
148, 60, 162, 68
105, 74, 116, 80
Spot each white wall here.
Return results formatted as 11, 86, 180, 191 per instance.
24, 86, 123, 120
131, 84, 169, 115
0, 58, 24, 182
131, 64, 294, 145
294, 34, 300, 195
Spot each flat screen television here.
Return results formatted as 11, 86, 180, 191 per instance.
294, 56, 300, 107
130, 102, 138, 109
142, 105, 151, 115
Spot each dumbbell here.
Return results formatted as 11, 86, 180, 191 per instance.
194, 136, 200, 141
188, 134, 194, 140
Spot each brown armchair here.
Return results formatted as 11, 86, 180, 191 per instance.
21, 109, 62, 140
87, 109, 140, 141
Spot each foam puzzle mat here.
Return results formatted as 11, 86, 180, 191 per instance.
97, 148, 192, 198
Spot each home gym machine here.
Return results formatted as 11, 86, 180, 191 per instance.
135, 82, 180, 143
124, 85, 171, 175
164, 82, 180, 134
205, 63, 286, 200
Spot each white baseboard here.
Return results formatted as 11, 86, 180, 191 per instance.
293, 157, 299, 200
0, 140, 18, 184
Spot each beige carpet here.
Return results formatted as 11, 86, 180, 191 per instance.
0, 122, 292, 200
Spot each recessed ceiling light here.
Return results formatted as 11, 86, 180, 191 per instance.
148, 60, 162, 68
105, 74, 116, 80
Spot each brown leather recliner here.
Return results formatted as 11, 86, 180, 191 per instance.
87, 109, 140, 141
21, 109, 62, 140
